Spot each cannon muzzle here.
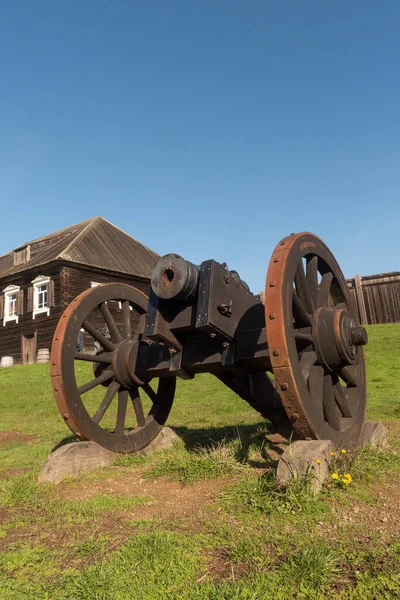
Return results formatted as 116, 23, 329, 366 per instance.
151, 254, 199, 302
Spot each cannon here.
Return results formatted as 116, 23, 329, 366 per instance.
50, 233, 368, 454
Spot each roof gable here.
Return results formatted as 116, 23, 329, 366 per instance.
0, 217, 158, 280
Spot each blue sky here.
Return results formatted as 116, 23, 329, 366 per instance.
1, 1, 399, 292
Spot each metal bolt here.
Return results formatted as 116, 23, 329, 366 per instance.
280, 383, 289, 391
63, 414, 68, 420
292, 412, 300, 420
351, 326, 368, 347
273, 258, 279, 263
222, 342, 229, 348
270, 281, 276, 287
210, 333, 216, 338
273, 349, 280, 357
269, 313, 276, 320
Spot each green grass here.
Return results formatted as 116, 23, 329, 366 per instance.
144, 441, 248, 485
0, 323, 399, 599
363, 323, 400, 420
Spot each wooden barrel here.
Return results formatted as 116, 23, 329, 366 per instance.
0, 356, 14, 368
37, 349, 50, 364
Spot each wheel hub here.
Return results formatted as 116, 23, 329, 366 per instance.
313, 307, 368, 371
112, 339, 143, 388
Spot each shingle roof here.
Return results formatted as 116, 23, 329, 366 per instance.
0, 216, 159, 280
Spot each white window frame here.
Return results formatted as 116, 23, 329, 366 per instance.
3, 285, 20, 325
32, 275, 51, 319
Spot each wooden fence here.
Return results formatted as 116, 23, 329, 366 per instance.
347, 272, 400, 325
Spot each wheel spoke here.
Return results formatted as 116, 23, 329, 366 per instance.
100, 302, 122, 344
300, 350, 317, 381
130, 389, 146, 428
340, 365, 359, 387
294, 331, 313, 346
141, 383, 158, 403
115, 390, 128, 434
306, 256, 318, 309
332, 377, 352, 418
83, 320, 115, 352
293, 292, 312, 327
323, 374, 342, 430
318, 272, 333, 307
295, 262, 314, 314
308, 365, 324, 419
74, 352, 113, 364
93, 382, 120, 424
78, 369, 114, 395
122, 301, 131, 339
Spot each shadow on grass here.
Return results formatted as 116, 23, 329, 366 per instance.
171, 421, 293, 468
50, 422, 295, 469
51, 434, 79, 452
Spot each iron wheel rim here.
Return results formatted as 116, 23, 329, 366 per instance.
265, 233, 366, 447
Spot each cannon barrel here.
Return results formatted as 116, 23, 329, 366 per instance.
151, 254, 251, 302
151, 254, 200, 302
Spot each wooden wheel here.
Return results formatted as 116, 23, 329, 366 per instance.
51, 283, 175, 453
265, 233, 367, 447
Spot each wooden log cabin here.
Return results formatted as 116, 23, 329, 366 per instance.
0, 217, 159, 364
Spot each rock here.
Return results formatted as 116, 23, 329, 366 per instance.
38, 427, 180, 485
276, 439, 335, 495
360, 421, 388, 450
141, 427, 180, 454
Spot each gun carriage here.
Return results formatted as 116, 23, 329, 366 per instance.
50, 233, 367, 453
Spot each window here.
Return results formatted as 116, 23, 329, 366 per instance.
13, 245, 30, 267
3, 285, 20, 325
31, 275, 51, 318
37, 284, 48, 309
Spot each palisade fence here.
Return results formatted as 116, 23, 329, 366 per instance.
347, 272, 400, 325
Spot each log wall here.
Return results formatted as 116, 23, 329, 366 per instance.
0, 262, 151, 364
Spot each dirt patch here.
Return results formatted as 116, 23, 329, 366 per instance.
0, 507, 11, 525
203, 549, 250, 583
0, 430, 36, 446
0, 474, 233, 555
0, 507, 132, 554
0, 467, 32, 478
59, 474, 233, 524
319, 476, 400, 543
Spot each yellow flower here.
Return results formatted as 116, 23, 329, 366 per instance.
341, 449, 347, 454
342, 479, 350, 485
330, 451, 335, 456
344, 473, 352, 482
316, 459, 321, 464
331, 473, 339, 480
